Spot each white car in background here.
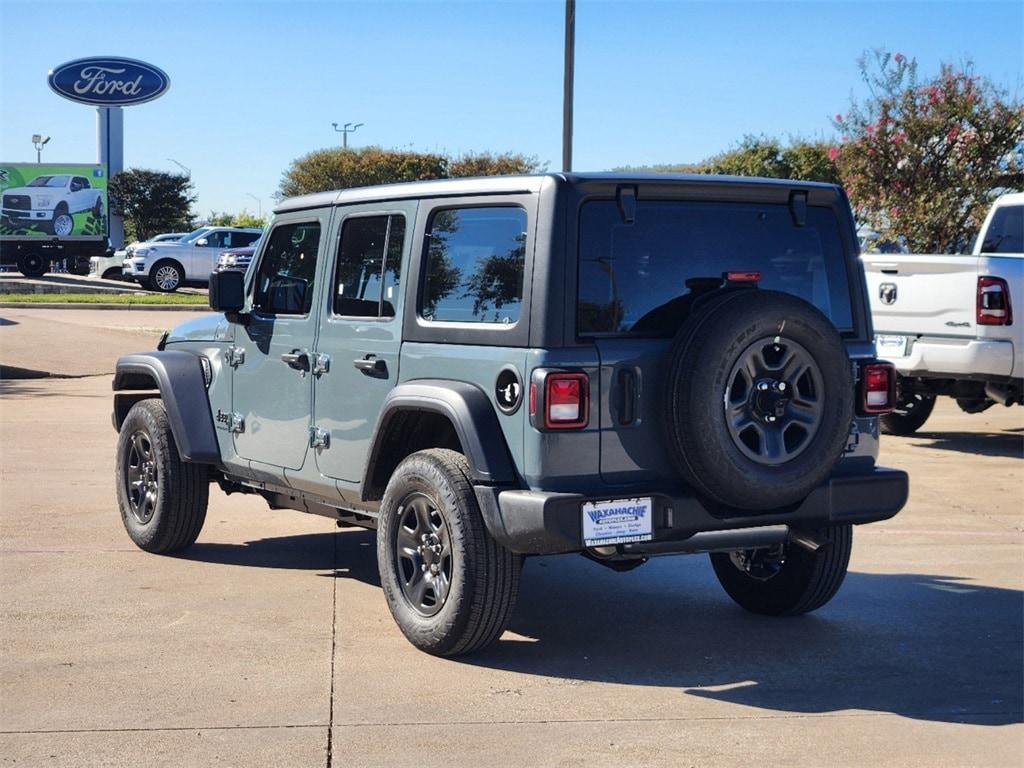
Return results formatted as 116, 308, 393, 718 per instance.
123, 226, 262, 291
91, 232, 189, 280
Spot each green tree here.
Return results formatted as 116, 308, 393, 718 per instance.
448, 151, 544, 178
833, 51, 1024, 252
279, 147, 448, 198
205, 210, 267, 228
109, 169, 195, 241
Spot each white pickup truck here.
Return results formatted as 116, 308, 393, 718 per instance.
862, 192, 1023, 434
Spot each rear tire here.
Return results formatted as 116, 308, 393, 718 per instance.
711, 524, 852, 616
377, 449, 521, 656
880, 391, 935, 435
115, 399, 208, 554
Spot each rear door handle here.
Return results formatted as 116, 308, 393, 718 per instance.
281, 349, 310, 371
353, 355, 388, 377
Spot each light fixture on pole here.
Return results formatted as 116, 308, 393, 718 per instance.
331, 122, 364, 149
32, 134, 51, 163
246, 193, 262, 219
167, 157, 191, 177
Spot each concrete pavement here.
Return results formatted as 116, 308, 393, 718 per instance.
0, 310, 1022, 766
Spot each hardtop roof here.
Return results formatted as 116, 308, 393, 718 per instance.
273, 172, 842, 214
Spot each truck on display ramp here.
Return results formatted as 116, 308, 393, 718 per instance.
0, 162, 111, 276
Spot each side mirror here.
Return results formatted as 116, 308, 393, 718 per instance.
196, 238, 208, 247
209, 270, 245, 315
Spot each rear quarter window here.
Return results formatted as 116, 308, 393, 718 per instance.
578, 200, 854, 335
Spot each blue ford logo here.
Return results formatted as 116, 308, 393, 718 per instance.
48, 57, 170, 106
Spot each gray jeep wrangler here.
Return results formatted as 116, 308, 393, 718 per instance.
112, 173, 908, 656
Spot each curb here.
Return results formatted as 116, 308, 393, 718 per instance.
0, 302, 211, 311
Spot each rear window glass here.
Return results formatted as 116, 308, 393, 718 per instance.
421, 206, 527, 325
982, 205, 1023, 254
578, 200, 853, 335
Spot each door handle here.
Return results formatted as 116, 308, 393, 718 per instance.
281, 349, 310, 371
353, 355, 388, 377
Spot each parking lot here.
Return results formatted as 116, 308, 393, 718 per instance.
1, 307, 1022, 767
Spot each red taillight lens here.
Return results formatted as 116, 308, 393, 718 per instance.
544, 373, 589, 429
977, 276, 1012, 326
862, 362, 896, 414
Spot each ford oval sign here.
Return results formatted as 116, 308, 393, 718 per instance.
48, 57, 170, 107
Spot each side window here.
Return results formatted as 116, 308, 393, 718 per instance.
70, 178, 83, 192
334, 214, 406, 318
205, 231, 229, 248
78, 177, 90, 189
253, 221, 322, 316
421, 206, 527, 324
235, 232, 261, 248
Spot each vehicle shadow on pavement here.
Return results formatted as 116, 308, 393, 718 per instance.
470, 555, 1024, 726
912, 430, 1024, 459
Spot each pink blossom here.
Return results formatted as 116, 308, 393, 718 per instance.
894, 53, 905, 64
827, 146, 840, 162
834, 113, 843, 123
947, 126, 959, 142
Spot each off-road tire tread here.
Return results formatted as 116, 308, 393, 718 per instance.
710, 524, 852, 616
378, 448, 521, 656
116, 399, 208, 554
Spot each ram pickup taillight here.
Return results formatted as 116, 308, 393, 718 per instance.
977, 276, 1013, 326
543, 372, 589, 429
861, 362, 897, 414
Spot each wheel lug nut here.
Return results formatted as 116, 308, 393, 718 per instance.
778, 382, 786, 391
758, 382, 769, 391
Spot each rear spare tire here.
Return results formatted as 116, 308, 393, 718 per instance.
662, 289, 854, 510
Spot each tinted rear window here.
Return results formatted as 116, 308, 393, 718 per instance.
982, 205, 1023, 254
578, 200, 853, 335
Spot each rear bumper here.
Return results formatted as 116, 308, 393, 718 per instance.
475, 467, 908, 555
886, 336, 1014, 379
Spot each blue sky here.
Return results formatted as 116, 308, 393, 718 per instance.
1, 0, 1020, 216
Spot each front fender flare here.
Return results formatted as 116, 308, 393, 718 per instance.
363, 379, 517, 496
112, 351, 220, 464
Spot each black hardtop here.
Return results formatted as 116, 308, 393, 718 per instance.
274, 172, 844, 214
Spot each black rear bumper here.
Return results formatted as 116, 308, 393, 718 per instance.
475, 467, 908, 555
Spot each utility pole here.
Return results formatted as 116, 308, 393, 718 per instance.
562, 0, 575, 172
332, 122, 364, 149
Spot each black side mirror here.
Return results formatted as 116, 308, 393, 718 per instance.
209, 270, 245, 314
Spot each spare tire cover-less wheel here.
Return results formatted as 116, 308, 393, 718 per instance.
662, 290, 854, 511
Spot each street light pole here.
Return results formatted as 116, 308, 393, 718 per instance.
562, 0, 575, 172
32, 134, 51, 163
331, 122, 364, 149
246, 193, 262, 219
167, 158, 191, 177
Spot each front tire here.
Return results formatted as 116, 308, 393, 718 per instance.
50, 205, 74, 237
377, 449, 521, 656
880, 391, 935, 435
115, 399, 208, 554
148, 260, 184, 292
711, 524, 852, 616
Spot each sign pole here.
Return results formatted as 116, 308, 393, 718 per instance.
97, 106, 124, 248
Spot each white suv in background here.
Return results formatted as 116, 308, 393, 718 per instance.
123, 226, 262, 291
91, 232, 188, 280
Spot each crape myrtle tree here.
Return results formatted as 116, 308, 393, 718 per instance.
832, 51, 1024, 253
278, 148, 543, 198
109, 169, 195, 242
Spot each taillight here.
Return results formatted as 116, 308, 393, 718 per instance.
544, 373, 589, 429
861, 362, 896, 414
977, 276, 1012, 326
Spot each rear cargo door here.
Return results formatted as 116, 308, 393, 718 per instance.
862, 254, 980, 339
577, 197, 856, 485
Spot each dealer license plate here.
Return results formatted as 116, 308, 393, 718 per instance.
582, 497, 653, 547
875, 334, 908, 358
